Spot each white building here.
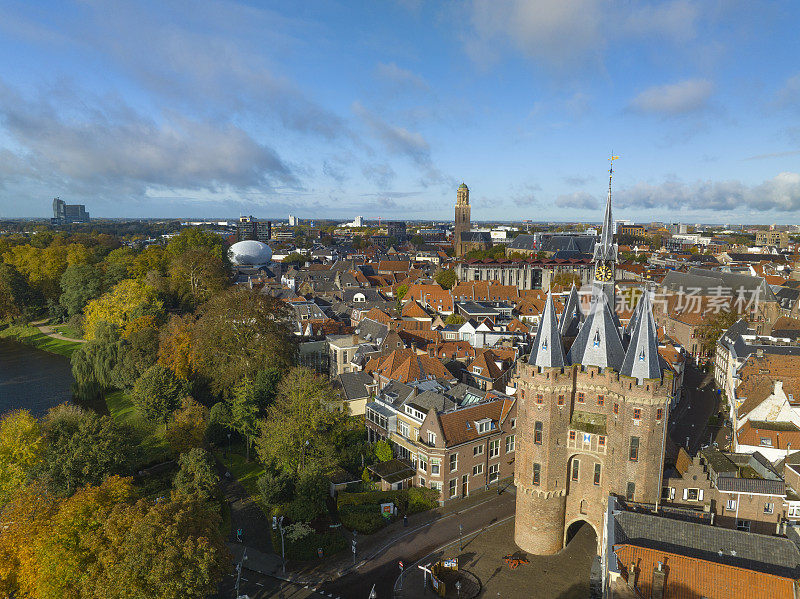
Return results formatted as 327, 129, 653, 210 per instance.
288, 215, 298, 226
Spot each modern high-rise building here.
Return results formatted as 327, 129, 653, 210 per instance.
236, 216, 271, 243
288, 215, 298, 226
51, 197, 90, 225
512, 162, 673, 556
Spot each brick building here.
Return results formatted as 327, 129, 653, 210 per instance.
512, 177, 675, 556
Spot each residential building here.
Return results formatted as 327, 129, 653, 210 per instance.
756, 229, 789, 249
386, 221, 407, 242
455, 257, 594, 291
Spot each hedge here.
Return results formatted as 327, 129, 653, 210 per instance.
336, 487, 438, 514
339, 504, 387, 535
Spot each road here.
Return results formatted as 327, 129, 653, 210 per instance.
220, 571, 335, 599
319, 489, 516, 599
669, 362, 720, 454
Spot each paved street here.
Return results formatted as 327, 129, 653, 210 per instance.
220, 571, 337, 599
669, 362, 720, 454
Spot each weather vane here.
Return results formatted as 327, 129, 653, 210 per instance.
608, 153, 619, 196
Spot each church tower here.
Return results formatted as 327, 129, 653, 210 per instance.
454, 183, 471, 256
512, 157, 672, 557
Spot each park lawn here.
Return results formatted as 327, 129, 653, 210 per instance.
105, 390, 171, 466
0, 324, 82, 358
53, 323, 83, 340
215, 446, 264, 500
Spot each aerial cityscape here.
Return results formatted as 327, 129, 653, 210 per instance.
2, 2, 800, 599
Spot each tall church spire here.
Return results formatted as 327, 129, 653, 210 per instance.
591, 155, 619, 309
529, 289, 566, 368
620, 290, 662, 382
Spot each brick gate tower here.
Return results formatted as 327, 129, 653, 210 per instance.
512, 158, 672, 555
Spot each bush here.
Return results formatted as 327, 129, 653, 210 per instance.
257, 471, 294, 507
406, 487, 439, 513
339, 504, 387, 535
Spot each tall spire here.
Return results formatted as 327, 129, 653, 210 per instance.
529, 289, 566, 369
620, 291, 662, 383
593, 155, 619, 263
559, 284, 582, 337
567, 291, 625, 371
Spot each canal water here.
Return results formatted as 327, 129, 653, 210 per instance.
0, 338, 74, 418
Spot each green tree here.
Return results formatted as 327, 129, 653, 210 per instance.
551, 272, 581, 289
112, 326, 159, 389
70, 323, 122, 402
166, 227, 225, 261
0, 410, 43, 504
444, 313, 465, 325
172, 448, 219, 502
282, 252, 306, 266
435, 268, 457, 290
205, 402, 231, 446
256, 470, 294, 507
286, 470, 328, 522
227, 377, 260, 460
59, 264, 104, 317
168, 248, 229, 308
167, 398, 208, 455
374, 439, 393, 462
191, 288, 296, 396
0, 263, 40, 321
130, 364, 185, 426
698, 310, 740, 356
93, 496, 228, 599
256, 367, 345, 477
254, 367, 282, 410
36, 404, 133, 496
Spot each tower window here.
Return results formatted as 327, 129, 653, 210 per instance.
571, 459, 580, 481
577, 392, 585, 404
613, 403, 619, 415
626, 482, 635, 501
532, 463, 540, 486
569, 430, 576, 441
597, 395, 604, 406
536, 393, 543, 405
633, 408, 642, 420
656, 408, 663, 420
534, 421, 543, 445
557, 394, 565, 406
593, 463, 601, 485
629, 436, 640, 462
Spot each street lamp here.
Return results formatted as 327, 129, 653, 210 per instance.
273, 515, 286, 574
459, 523, 463, 551
456, 580, 462, 598
368, 584, 377, 599
227, 432, 232, 456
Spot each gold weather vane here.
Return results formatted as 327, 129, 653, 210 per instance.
608, 154, 619, 195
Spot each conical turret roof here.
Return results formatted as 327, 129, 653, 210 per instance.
623, 290, 645, 344
529, 289, 566, 368
567, 291, 625, 370
559, 284, 582, 337
620, 291, 662, 382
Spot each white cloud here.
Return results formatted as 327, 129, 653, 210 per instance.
775, 72, 800, 112
464, 0, 699, 69
375, 62, 430, 91
628, 79, 714, 115
556, 192, 599, 210
616, 172, 800, 212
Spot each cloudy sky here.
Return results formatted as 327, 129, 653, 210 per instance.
0, 1, 799, 223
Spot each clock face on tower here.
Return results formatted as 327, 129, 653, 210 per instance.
595, 263, 613, 282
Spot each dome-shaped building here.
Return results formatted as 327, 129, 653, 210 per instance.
228, 240, 272, 267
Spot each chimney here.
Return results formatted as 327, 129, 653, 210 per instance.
627, 562, 638, 590
651, 562, 667, 599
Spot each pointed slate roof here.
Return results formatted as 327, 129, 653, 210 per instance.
559, 284, 582, 337
593, 184, 618, 262
529, 289, 566, 368
623, 290, 645, 342
620, 292, 662, 382
567, 290, 625, 370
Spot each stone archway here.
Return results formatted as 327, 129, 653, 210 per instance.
565, 518, 598, 547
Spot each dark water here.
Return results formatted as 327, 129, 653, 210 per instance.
0, 339, 74, 418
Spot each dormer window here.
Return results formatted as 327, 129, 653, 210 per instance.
473, 366, 483, 375
476, 419, 494, 434
593, 331, 601, 347
541, 337, 548, 350
638, 350, 646, 362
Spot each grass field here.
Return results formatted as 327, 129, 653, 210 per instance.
215, 445, 265, 500
105, 390, 171, 466
52, 323, 83, 340
0, 324, 82, 357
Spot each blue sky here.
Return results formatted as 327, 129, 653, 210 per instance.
0, 1, 799, 223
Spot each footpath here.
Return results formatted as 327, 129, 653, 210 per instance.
222, 469, 517, 588
30, 319, 86, 343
